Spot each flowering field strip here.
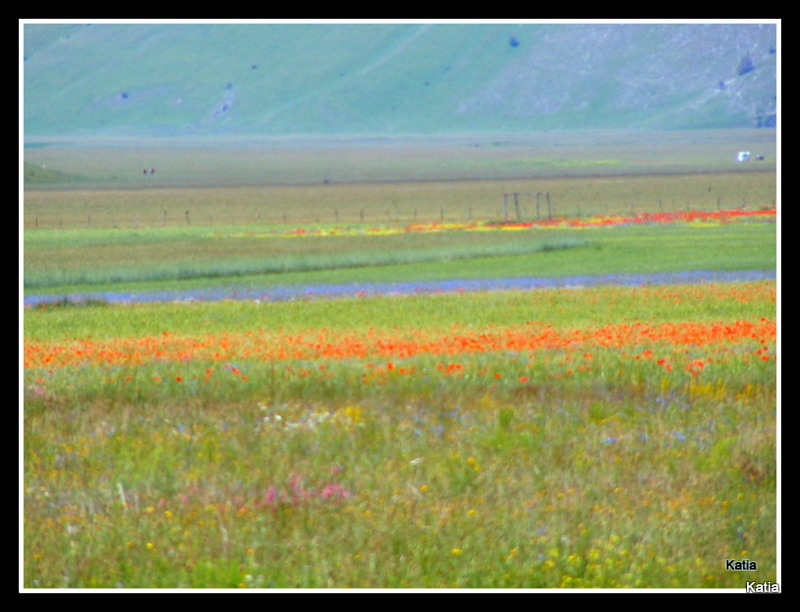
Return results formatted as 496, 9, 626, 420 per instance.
24, 318, 776, 371
23, 281, 776, 407
24, 206, 776, 300
215, 207, 776, 239
24, 280, 777, 372
23, 280, 777, 589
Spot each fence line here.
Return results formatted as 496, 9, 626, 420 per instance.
23, 193, 773, 230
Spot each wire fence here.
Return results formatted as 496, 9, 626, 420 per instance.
24, 189, 776, 230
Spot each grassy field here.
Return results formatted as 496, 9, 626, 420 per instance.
24, 132, 777, 229
22, 132, 778, 591
23, 138, 776, 299
23, 129, 777, 189
23, 282, 777, 589
24, 218, 775, 299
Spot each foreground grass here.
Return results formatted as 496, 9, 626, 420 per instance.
23, 282, 777, 589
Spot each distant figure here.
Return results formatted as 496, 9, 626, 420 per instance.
150, 168, 156, 175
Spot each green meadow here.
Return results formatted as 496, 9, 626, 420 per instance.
22, 133, 778, 590
24, 222, 775, 298
22, 283, 778, 589
23, 132, 776, 297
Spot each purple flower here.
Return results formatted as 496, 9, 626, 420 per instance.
264, 486, 279, 505
320, 483, 353, 499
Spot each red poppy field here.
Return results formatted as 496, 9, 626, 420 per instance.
23, 277, 777, 589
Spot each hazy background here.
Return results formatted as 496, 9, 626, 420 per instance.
22, 21, 778, 140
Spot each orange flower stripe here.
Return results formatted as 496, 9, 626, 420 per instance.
23, 319, 775, 369
217, 207, 776, 239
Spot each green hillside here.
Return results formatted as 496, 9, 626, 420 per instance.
22, 22, 778, 138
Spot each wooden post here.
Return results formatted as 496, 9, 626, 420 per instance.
514, 193, 521, 222
546, 192, 552, 220
536, 192, 541, 220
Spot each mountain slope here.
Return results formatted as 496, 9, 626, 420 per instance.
22, 22, 778, 138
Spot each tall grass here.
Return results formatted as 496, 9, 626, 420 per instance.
22, 139, 778, 590
23, 282, 777, 589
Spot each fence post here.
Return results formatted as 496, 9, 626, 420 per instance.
546, 192, 552, 220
